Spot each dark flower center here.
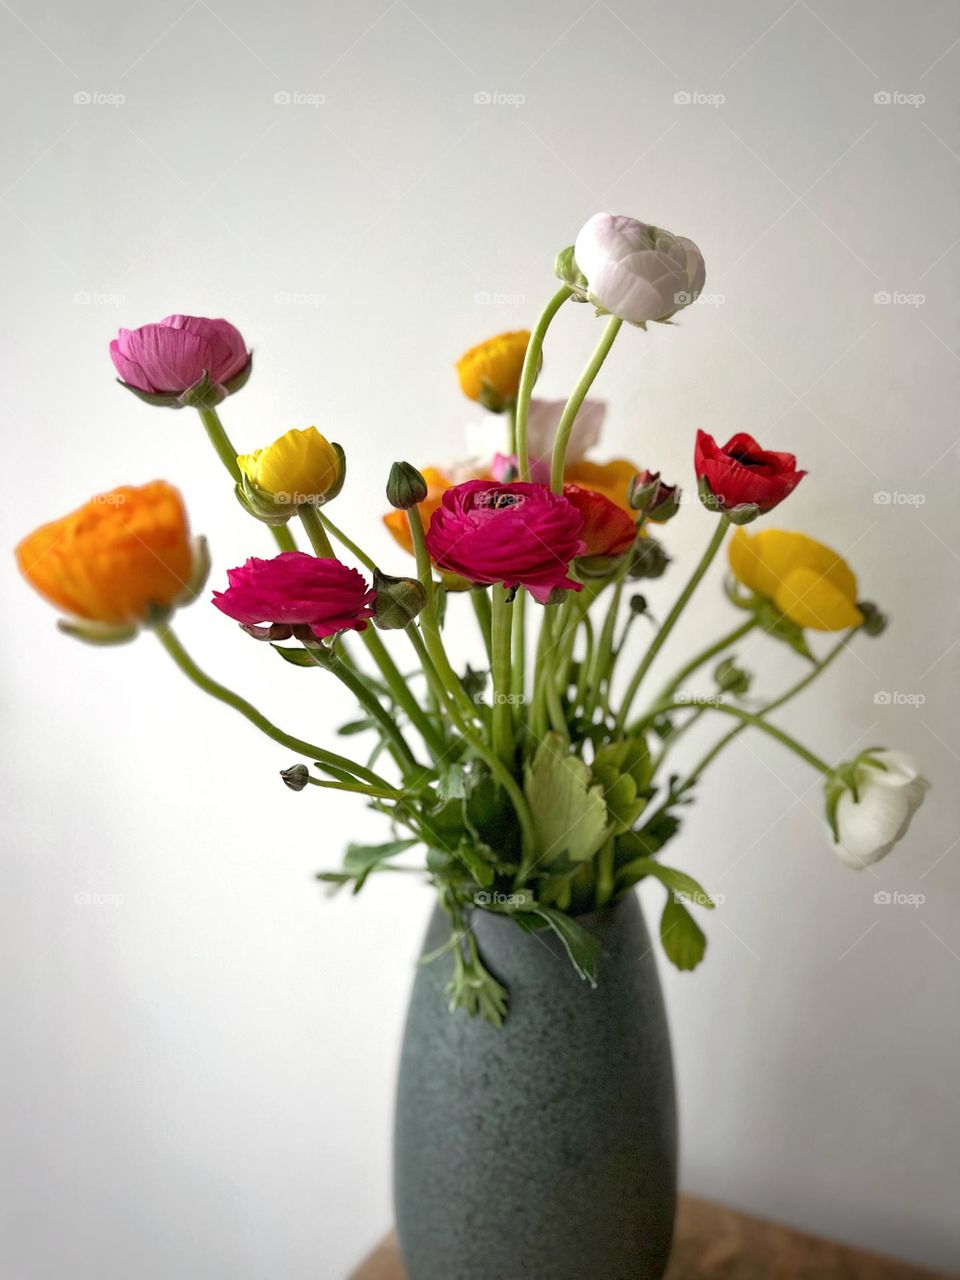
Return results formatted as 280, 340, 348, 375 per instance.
476, 490, 525, 510
728, 449, 767, 468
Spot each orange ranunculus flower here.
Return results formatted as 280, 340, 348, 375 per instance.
16, 481, 195, 626
563, 458, 638, 513
456, 331, 531, 411
383, 466, 453, 556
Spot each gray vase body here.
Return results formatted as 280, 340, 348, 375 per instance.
394, 892, 677, 1280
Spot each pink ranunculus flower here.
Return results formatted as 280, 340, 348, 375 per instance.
212, 552, 376, 640
110, 314, 250, 404
425, 480, 585, 603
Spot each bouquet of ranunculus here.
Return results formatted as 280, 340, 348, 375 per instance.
16, 214, 928, 1025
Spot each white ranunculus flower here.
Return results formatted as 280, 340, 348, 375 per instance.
574, 212, 705, 326
830, 750, 929, 869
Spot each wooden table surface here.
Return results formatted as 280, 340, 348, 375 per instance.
350, 1194, 953, 1279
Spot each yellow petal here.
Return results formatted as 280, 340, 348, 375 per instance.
774, 567, 864, 631
455, 331, 530, 403
563, 458, 639, 513
238, 426, 340, 500
729, 528, 858, 605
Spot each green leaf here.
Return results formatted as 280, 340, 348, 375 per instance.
452, 840, 496, 888
619, 858, 716, 908
524, 733, 609, 864
756, 600, 815, 662
514, 906, 601, 987
343, 838, 418, 887
616, 811, 681, 864
338, 717, 376, 736
271, 644, 319, 667
660, 898, 707, 971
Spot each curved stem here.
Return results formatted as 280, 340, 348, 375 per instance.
196, 405, 298, 553
615, 516, 731, 733
297, 503, 335, 557
322, 650, 421, 777
515, 285, 572, 480
549, 316, 623, 493
155, 626, 392, 790
676, 629, 858, 792
305, 776, 408, 800
653, 617, 757, 709
316, 510, 377, 572
651, 696, 833, 775
361, 627, 447, 758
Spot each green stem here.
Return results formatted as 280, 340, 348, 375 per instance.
196, 405, 298, 553
322, 651, 421, 777
675, 629, 857, 792
652, 697, 833, 775
515, 285, 572, 480
362, 626, 447, 758
298, 503, 335, 557
550, 316, 623, 493
470, 588, 493, 663
406, 506, 482, 726
653, 617, 757, 709
511, 588, 526, 727
490, 585, 514, 763
315, 510, 377, 571
305, 776, 408, 801
155, 626, 391, 790
616, 516, 731, 733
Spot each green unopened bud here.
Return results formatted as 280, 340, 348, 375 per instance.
629, 593, 648, 616
372, 568, 428, 629
387, 461, 428, 510
714, 656, 751, 695
576, 553, 622, 580
857, 601, 888, 636
554, 245, 589, 300
628, 471, 680, 521
627, 537, 670, 580
280, 764, 310, 792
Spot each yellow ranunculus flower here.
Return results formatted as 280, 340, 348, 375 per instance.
16, 481, 195, 625
237, 426, 341, 503
456, 331, 530, 410
563, 458, 639, 514
729, 528, 864, 631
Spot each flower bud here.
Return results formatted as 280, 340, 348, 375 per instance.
372, 569, 427, 630
455, 331, 532, 413
280, 764, 311, 791
627, 536, 670, 580
857, 601, 887, 636
628, 470, 680, 521
554, 245, 589, 300
110, 315, 251, 408
714, 656, 751, 695
237, 427, 344, 525
387, 461, 428, 510
629, 593, 648, 616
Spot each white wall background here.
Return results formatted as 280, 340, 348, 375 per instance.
2, 1, 959, 1276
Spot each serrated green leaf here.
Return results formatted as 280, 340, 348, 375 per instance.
524, 733, 609, 863
514, 906, 601, 987
660, 898, 707, 971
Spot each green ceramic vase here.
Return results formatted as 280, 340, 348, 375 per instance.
394, 891, 677, 1279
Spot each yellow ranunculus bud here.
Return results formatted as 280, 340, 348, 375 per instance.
16, 481, 196, 627
237, 426, 342, 504
456, 331, 531, 411
729, 528, 864, 632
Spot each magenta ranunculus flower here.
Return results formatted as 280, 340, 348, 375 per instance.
110, 314, 251, 405
212, 552, 376, 640
425, 480, 585, 603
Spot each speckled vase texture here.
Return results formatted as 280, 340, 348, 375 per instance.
394, 891, 677, 1280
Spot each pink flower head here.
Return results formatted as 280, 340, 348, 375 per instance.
425, 480, 585, 603
212, 552, 375, 640
110, 315, 250, 399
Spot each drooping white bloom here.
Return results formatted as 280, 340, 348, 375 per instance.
829, 750, 929, 869
574, 212, 705, 326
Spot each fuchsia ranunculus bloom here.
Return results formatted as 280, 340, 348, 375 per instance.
212, 553, 376, 639
110, 315, 250, 398
425, 480, 585, 603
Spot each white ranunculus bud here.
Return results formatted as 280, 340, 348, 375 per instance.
573, 212, 705, 326
828, 749, 929, 869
